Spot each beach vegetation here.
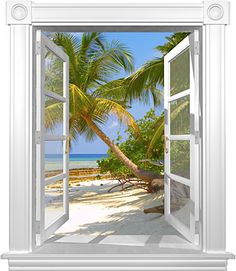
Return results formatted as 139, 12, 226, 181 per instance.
98, 109, 164, 191
45, 32, 163, 188
124, 32, 190, 152
45, 32, 190, 192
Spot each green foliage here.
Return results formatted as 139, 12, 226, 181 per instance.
98, 109, 164, 179
45, 31, 191, 177
155, 32, 189, 55
170, 141, 190, 179
147, 96, 190, 154
45, 32, 139, 145
124, 32, 189, 106
122, 32, 190, 154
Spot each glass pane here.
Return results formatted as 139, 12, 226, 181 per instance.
45, 179, 64, 228
170, 140, 190, 179
170, 179, 190, 228
45, 48, 64, 96
45, 141, 64, 178
170, 48, 190, 96
170, 95, 190, 135
45, 96, 63, 136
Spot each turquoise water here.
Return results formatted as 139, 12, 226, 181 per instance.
45, 153, 108, 171
69, 154, 108, 161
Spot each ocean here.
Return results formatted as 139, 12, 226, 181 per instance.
45, 153, 108, 171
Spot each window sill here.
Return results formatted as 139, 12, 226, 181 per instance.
2, 249, 234, 271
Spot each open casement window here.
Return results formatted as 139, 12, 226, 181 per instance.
164, 32, 200, 245
35, 30, 69, 245
3, 1, 234, 270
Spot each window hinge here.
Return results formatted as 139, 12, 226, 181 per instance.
35, 131, 41, 144
195, 131, 200, 144
194, 41, 200, 55
35, 41, 41, 55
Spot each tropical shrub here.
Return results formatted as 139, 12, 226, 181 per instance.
98, 109, 164, 179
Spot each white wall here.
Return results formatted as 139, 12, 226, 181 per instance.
0, 0, 235, 270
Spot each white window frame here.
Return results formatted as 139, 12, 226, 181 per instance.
164, 33, 198, 244
3, 0, 235, 270
35, 30, 69, 245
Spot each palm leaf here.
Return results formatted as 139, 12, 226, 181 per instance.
124, 32, 189, 106
92, 78, 128, 101
94, 98, 140, 135
45, 101, 63, 131
70, 116, 97, 142
49, 32, 138, 145
83, 41, 134, 90
146, 115, 164, 155
156, 32, 189, 55
52, 33, 81, 86
147, 99, 189, 154
69, 83, 91, 115
125, 58, 164, 105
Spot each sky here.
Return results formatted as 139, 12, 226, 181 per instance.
47, 32, 173, 154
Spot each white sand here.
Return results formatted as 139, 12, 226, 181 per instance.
51, 179, 179, 237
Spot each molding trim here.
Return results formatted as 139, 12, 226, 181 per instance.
3, 252, 234, 270
203, 0, 229, 24
30, 2, 204, 24
202, 24, 226, 251
7, 0, 32, 25
6, 260, 229, 271
9, 24, 33, 252
3, 253, 234, 271
6, 0, 230, 25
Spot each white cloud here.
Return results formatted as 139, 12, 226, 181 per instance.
109, 120, 119, 129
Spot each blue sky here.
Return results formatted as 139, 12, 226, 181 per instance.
47, 32, 173, 154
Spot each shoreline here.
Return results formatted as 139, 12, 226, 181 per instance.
46, 167, 112, 188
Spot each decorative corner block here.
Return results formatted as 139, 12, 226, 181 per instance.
204, 0, 229, 25
6, 0, 32, 25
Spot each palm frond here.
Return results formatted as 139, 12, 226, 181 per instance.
94, 98, 140, 135
78, 32, 104, 60
124, 32, 189, 107
156, 32, 189, 55
45, 99, 63, 130
69, 83, 91, 116
125, 58, 164, 105
83, 41, 134, 91
92, 78, 128, 101
147, 99, 189, 154
103, 40, 134, 73
70, 116, 97, 142
52, 33, 81, 86
146, 115, 164, 155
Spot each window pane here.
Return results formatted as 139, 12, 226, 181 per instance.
170, 179, 190, 228
170, 140, 190, 179
170, 48, 190, 96
45, 48, 64, 96
45, 179, 64, 228
170, 95, 190, 135
45, 141, 64, 178
45, 96, 63, 136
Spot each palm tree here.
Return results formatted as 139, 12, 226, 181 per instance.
124, 32, 190, 153
94, 33, 190, 155
125, 33, 189, 101
45, 32, 162, 184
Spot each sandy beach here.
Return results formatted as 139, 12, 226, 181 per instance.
45, 177, 181, 240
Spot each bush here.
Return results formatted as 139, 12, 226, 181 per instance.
97, 109, 164, 179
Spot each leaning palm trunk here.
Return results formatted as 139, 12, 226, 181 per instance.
83, 116, 164, 190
